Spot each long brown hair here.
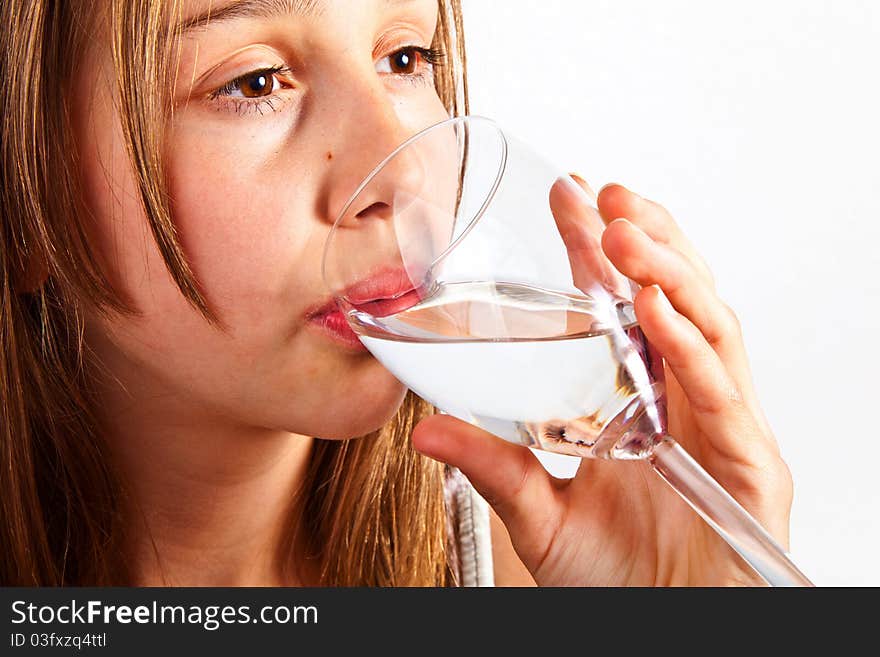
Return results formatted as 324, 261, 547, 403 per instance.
0, 0, 469, 586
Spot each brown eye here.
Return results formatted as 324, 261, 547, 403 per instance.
388, 48, 419, 75
238, 70, 275, 98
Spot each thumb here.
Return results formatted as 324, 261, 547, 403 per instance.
412, 414, 563, 559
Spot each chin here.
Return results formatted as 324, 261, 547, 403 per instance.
306, 378, 410, 440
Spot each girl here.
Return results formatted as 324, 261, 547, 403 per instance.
0, 0, 793, 586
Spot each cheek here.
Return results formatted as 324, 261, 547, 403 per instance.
164, 123, 325, 331
394, 86, 450, 135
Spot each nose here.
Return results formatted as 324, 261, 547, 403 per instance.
322, 92, 430, 230
319, 74, 456, 297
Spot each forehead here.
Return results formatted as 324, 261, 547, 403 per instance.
178, 0, 429, 31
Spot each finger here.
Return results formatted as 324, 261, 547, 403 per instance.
634, 284, 777, 461
565, 178, 736, 369
557, 178, 775, 446
596, 183, 715, 288
601, 218, 744, 362
602, 218, 773, 438
548, 176, 632, 299
412, 414, 563, 558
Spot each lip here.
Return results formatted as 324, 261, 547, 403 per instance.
342, 265, 420, 303
308, 308, 368, 351
307, 265, 423, 317
307, 265, 425, 349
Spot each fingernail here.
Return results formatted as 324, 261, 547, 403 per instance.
569, 172, 594, 193
655, 286, 676, 315
599, 182, 642, 202
609, 217, 645, 236
563, 173, 598, 204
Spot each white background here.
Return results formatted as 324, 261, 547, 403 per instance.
461, 0, 880, 586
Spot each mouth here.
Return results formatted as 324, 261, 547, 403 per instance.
306, 265, 425, 350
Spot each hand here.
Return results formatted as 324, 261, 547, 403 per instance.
412, 177, 794, 586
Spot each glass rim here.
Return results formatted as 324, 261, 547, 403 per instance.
321, 114, 509, 292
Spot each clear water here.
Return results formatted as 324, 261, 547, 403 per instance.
350, 280, 813, 585
351, 280, 665, 459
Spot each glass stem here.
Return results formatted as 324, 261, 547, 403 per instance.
648, 434, 814, 587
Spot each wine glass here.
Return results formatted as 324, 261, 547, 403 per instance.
321, 115, 813, 587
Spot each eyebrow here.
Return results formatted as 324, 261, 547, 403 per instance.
177, 0, 416, 34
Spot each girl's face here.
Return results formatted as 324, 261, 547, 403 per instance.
76, 0, 448, 438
